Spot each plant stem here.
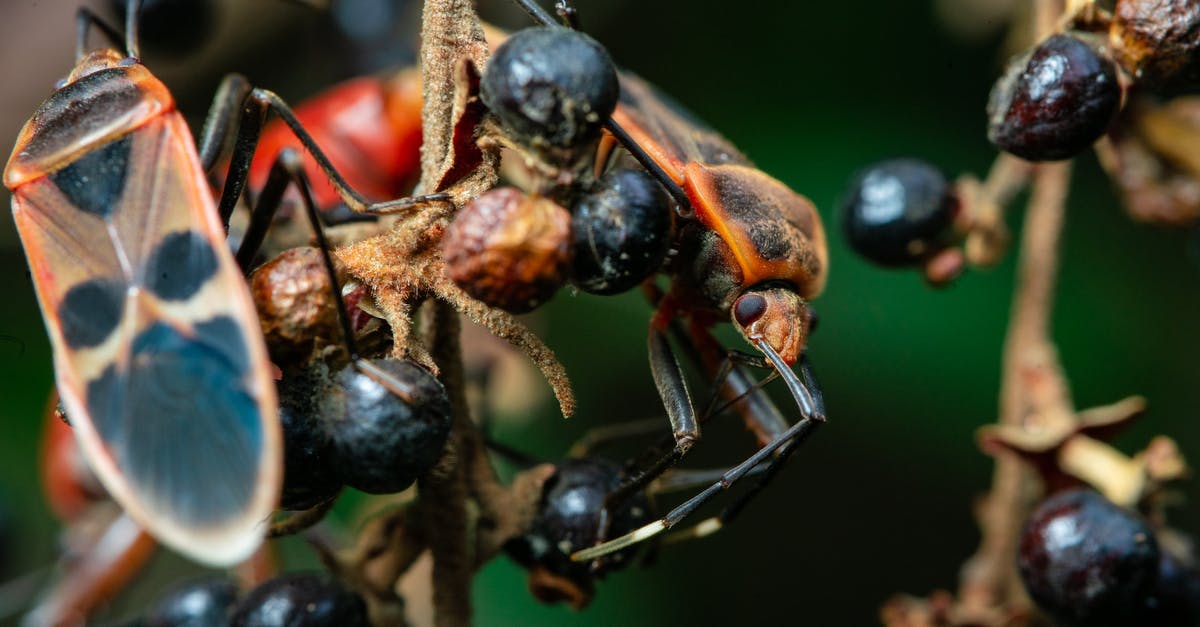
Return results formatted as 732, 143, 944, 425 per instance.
423, 300, 473, 627
958, 161, 1072, 616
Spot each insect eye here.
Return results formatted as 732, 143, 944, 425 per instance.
733, 293, 768, 328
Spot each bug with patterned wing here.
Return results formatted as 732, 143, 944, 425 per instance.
4, 37, 280, 565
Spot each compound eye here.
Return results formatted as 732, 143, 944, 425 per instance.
733, 293, 768, 328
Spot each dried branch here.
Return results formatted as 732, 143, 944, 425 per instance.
958, 161, 1072, 620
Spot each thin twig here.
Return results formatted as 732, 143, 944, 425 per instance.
958, 161, 1072, 617
422, 299, 473, 627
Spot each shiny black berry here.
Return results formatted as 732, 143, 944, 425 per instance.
276, 369, 342, 511
988, 32, 1121, 161
144, 577, 238, 627
1141, 549, 1200, 626
504, 457, 653, 608
570, 168, 672, 294
1018, 489, 1160, 626
841, 159, 957, 266
324, 359, 452, 494
481, 27, 619, 151
231, 573, 368, 627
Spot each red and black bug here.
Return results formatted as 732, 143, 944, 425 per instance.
5, 7, 281, 565
498, 1, 830, 559
5, 0, 447, 568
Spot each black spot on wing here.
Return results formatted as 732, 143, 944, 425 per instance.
85, 320, 262, 526
193, 316, 252, 376
47, 134, 131, 218
146, 231, 218, 301
59, 278, 125, 349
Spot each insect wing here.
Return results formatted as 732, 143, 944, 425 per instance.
9, 108, 280, 566
612, 72, 751, 180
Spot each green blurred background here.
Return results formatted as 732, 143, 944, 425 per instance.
0, 0, 1196, 624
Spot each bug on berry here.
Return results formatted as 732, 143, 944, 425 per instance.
6, 0, 449, 567
499, 1, 830, 559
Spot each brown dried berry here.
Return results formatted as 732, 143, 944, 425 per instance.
988, 32, 1121, 161
249, 247, 339, 368
442, 187, 571, 313
1111, 0, 1200, 91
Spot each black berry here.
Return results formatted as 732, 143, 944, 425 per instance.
481, 27, 619, 151
1141, 549, 1200, 626
324, 359, 452, 494
231, 572, 368, 627
504, 457, 653, 608
144, 576, 238, 627
276, 368, 342, 511
988, 33, 1121, 161
570, 168, 673, 295
1018, 489, 1160, 626
841, 158, 957, 266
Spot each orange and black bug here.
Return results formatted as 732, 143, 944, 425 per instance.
4, 0, 444, 567
5, 5, 281, 565
505, 0, 830, 559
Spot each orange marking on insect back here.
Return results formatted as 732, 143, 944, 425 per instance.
611, 106, 687, 184
683, 162, 828, 299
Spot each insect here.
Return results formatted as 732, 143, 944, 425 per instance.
5, 0, 441, 567
501, 0, 831, 559
4, 3, 282, 565
243, 69, 424, 224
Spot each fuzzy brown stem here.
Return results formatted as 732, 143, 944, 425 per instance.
422, 300, 474, 627
958, 162, 1072, 616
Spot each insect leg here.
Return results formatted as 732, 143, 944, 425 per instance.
573, 403, 822, 561
73, 8, 124, 61
573, 349, 826, 560
602, 324, 700, 507
566, 418, 668, 458
197, 74, 253, 179
238, 89, 453, 216
24, 512, 155, 627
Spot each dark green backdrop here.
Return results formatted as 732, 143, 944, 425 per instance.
0, 0, 1195, 625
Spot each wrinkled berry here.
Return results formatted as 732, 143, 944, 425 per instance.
570, 168, 672, 294
144, 576, 238, 627
249, 247, 340, 371
988, 33, 1121, 161
323, 359, 451, 494
1018, 489, 1160, 626
482, 27, 619, 151
840, 158, 958, 266
504, 457, 653, 609
1111, 0, 1200, 91
231, 572, 368, 627
442, 187, 571, 313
